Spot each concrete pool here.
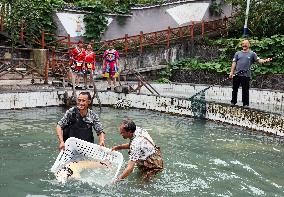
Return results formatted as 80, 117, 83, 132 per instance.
0, 107, 283, 196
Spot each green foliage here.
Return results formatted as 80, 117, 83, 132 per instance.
3, 0, 64, 46
155, 77, 171, 83
211, 35, 284, 75
170, 58, 231, 74
226, 0, 284, 37
75, 1, 108, 41
158, 35, 284, 83
75, 0, 165, 41
130, 0, 164, 4
209, 0, 223, 16
75, 0, 132, 41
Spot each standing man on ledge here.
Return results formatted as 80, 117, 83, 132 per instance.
112, 119, 163, 182
229, 39, 272, 107
56, 92, 105, 151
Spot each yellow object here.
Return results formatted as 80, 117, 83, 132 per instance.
87, 63, 92, 69
103, 73, 110, 78
103, 72, 119, 78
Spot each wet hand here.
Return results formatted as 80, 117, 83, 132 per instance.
111, 146, 118, 151
99, 140, 105, 147
111, 178, 120, 184
59, 142, 65, 151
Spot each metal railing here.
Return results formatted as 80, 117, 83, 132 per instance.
0, 46, 47, 83
0, 16, 234, 83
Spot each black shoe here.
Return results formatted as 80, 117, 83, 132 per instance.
89, 85, 93, 89
107, 87, 111, 91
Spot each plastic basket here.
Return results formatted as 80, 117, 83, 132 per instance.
51, 137, 124, 182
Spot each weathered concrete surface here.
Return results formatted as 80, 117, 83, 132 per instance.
139, 83, 284, 114
120, 40, 220, 71
0, 88, 283, 136
32, 49, 48, 75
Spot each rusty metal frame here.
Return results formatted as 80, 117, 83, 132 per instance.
119, 69, 160, 95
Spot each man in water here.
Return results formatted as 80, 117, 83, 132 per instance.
56, 92, 105, 150
112, 119, 163, 181
229, 39, 272, 107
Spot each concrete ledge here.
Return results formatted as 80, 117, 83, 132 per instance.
139, 83, 284, 114
0, 90, 283, 136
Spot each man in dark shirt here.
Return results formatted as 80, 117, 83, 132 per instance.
56, 92, 105, 150
229, 39, 272, 107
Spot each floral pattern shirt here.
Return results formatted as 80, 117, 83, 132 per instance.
57, 107, 104, 136
129, 127, 156, 161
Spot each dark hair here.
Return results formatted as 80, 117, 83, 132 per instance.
79, 92, 92, 101
121, 119, 136, 133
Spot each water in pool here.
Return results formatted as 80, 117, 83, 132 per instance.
0, 107, 283, 197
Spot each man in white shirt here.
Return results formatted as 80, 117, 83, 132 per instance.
112, 119, 163, 181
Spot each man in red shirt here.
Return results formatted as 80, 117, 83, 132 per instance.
70, 41, 86, 89
83, 44, 96, 89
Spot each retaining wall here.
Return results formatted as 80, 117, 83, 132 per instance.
0, 88, 283, 136
139, 83, 284, 114
121, 40, 220, 71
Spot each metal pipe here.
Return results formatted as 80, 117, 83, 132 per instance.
243, 0, 251, 37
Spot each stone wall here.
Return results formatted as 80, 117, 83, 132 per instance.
0, 90, 64, 109
139, 83, 284, 114
0, 88, 283, 136
171, 70, 284, 91
121, 40, 220, 71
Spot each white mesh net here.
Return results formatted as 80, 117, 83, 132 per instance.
51, 137, 124, 185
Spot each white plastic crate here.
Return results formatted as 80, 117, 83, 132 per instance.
51, 137, 124, 184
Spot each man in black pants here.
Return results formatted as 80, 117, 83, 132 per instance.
56, 92, 105, 151
229, 39, 272, 107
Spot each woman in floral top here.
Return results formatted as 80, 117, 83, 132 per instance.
112, 119, 163, 182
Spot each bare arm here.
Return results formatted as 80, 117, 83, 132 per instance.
116, 58, 120, 68
56, 124, 65, 151
258, 57, 272, 64
112, 143, 130, 151
102, 59, 106, 68
98, 132, 105, 146
116, 160, 136, 181
229, 62, 236, 79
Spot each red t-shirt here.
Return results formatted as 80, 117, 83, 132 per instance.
71, 47, 86, 62
84, 51, 96, 70
85, 51, 96, 63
